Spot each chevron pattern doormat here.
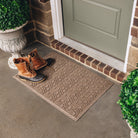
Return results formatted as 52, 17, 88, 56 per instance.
14, 52, 113, 121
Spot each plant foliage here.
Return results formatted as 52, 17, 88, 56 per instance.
0, 0, 30, 31
117, 68, 138, 133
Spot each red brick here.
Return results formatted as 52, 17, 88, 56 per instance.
55, 42, 63, 50
60, 44, 67, 52
86, 57, 94, 66
135, 8, 138, 17
75, 52, 83, 60
32, 7, 52, 26
91, 60, 100, 69
131, 27, 137, 37
25, 31, 35, 44
70, 49, 77, 58
35, 22, 53, 35
51, 40, 58, 48
80, 54, 88, 63
98, 63, 106, 72
64, 47, 72, 55
31, 0, 50, 12
117, 72, 126, 82
110, 69, 119, 79
133, 18, 138, 26
36, 31, 53, 45
104, 65, 113, 75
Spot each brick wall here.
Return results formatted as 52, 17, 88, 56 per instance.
128, 0, 138, 71
23, 0, 54, 46
23, 0, 36, 45
31, 0, 54, 45
131, 1, 138, 38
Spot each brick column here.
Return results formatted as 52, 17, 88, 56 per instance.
30, 0, 54, 45
23, 0, 36, 45
128, 0, 138, 72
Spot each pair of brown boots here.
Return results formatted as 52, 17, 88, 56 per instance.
14, 49, 47, 83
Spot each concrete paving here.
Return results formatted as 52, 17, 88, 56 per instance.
0, 42, 130, 138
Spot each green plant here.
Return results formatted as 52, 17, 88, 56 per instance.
0, 0, 30, 31
117, 68, 138, 133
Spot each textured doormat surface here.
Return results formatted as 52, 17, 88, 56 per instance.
14, 52, 113, 121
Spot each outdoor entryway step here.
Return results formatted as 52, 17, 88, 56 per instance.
51, 39, 127, 83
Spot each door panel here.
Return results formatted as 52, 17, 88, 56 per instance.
73, 0, 120, 37
62, 0, 133, 60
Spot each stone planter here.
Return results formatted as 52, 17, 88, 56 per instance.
0, 22, 27, 69
127, 121, 138, 138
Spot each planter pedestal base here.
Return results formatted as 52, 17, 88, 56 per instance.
127, 122, 138, 138
0, 23, 27, 69
8, 52, 21, 69
130, 129, 138, 138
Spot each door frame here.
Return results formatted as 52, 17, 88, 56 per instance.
50, 0, 137, 72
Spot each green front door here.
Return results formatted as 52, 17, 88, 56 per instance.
62, 0, 133, 60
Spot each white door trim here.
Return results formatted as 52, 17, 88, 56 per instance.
50, 0, 63, 40
50, 0, 136, 73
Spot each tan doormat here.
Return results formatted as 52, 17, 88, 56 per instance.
14, 52, 113, 121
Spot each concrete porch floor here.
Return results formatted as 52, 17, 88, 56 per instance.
0, 42, 130, 138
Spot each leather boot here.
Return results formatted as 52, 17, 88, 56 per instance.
28, 49, 47, 70
14, 58, 46, 82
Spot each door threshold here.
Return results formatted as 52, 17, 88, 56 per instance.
60, 37, 125, 72
51, 39, 127, 83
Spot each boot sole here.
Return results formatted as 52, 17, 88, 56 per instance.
20, 76, 46, 83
